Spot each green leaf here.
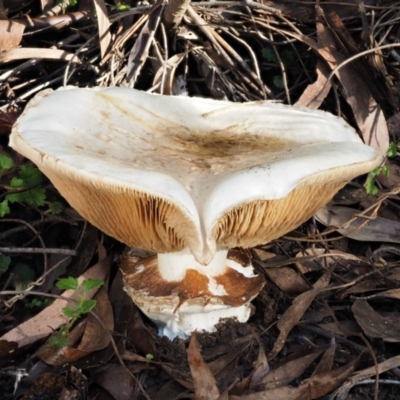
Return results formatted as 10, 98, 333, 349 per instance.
48, 201, 63, 214
0, 154, 13, 171
146, 353, 154, 360
365, 177, 378, 195
57, 277, 78, 291
117, 3, 130, 10
387, 142, 398, 158
6, 187, 46, 206
16, 165, 43, 186
0, 200, 10, 217
13, 263, 36, 288
7, 165, 46, 206
78, 299, 97, 314
0, 255, 11, 275
273, 75, 284, 89
261, 47, 277, 62
82, 278, 104, 292
62, 306, 82, 319
49, 334, 68, 348
381, 165, 389, 177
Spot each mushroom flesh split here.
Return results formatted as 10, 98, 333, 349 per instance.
10, 87, 383, 339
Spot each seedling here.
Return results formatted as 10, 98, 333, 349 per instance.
0, 154, 62, 217
365, 166, 389, 195
49, 277, 104, 347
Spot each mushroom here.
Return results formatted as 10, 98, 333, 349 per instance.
10, 86, 383, 339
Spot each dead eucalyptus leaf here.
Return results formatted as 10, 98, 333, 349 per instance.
0, 20, 24, 51
295, 60, 331, 109
315, 205, 400, 243
268, 267, 333, 360
352, 300, 400, 342
92, 0, 111, 59
262, 349, 324, 389
0, 257, 111, 348
153, 52, 186, 95
187, 333, 220, 400
0, 47, 81, 63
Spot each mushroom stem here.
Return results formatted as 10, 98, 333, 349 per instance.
157, 248, 230, 282
121, 247, 265, 339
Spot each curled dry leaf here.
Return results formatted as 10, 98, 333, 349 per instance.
153, 53, 186, 95
0, 257, 111, 348
37, 288, 114, 366
268, 267, 333, 360
264, 266, 310, 295
94, 364, 136, 400
230, 357, 357, 400
316, 10, 389, 151
315, 205, 400, 243
295, 60, 331, 109
0, 48, 82, 63
187, 332, 220, 400
0, 20, 24, 51
92, 0, 112, 60
261, 348, 325, 390
352, 299, 400, 342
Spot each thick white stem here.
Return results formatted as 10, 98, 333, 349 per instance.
157, 248, 229, 282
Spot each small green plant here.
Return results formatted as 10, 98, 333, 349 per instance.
116, 3, 130, 11
387, 141, 400, 158
49, 277, 104, 347
0, 154, 62, 217
365, 166, 389, 195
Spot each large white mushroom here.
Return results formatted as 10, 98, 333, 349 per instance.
10, 87, 383, 339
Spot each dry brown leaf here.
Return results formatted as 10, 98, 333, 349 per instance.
261, 349, 324, 389
153, 52, 186, 95
187, 332, 220, 400
295, 60, 331, 109
0, 47, 81, 63
37, 288, 114, 366
92, 0, 111, 59
378, 160, 400, 188
0, 20, 24, 51
126, 7, 162, 85
268, 268, 333, 360
0, 257, 111, 347
315, 205, 400, 243
339, 279, 380, 299
312, 339, 335, 375
250, 335, 269, 387
334, 354, 400, 399
231, 357, 356, 400
94, 364, 136, 400
264, 266, 310, 295
316, 10, 389, 151
352, 299, 400, 342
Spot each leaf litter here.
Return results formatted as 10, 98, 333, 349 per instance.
1, 0, 400, 399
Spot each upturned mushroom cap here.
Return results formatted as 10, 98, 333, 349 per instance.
10, 87, 383, 263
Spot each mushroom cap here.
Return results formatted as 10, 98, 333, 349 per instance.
10, 87, 383, 263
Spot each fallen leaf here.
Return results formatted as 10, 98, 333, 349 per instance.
0, 20, 24, 51
268, 267, 333, 360
312, 338, 335, 375
187, 332, 220, 400
315, 205, 400, 243
126, 7, 163, 85
316, 9, 389, 151
93, 0, 111, 60
0, 257, 111, 347
262, 349, 324, 389
0, 48, 82, 63
264, 266, 310, 295
352, 299, 400, 342
153, 52, 186, 95
295, 60, 331, 109
94, 364, 136, 400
